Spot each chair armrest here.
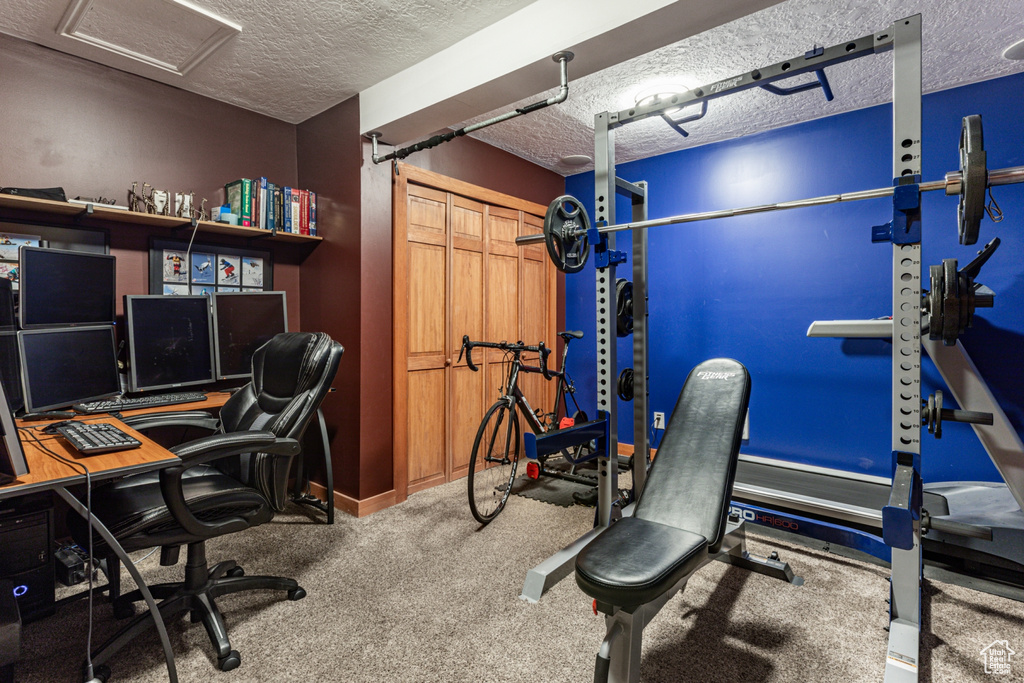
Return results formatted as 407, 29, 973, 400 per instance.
121, 411, 220, 433
160, 432, 301, 538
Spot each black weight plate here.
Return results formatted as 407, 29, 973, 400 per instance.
941, 259, 959, 346
958, 115, 986, 246
544, 195, 591, 273
617, 368, 634, 402
616, 278, 633, 337
928, 264, 944, 342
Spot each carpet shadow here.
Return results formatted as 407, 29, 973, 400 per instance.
641, 567, 788, 682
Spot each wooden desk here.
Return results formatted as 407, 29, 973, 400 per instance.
1, 416, 181, 500
0, 415, 181, 683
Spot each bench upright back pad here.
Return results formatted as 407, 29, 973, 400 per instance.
575, 358, 750, 607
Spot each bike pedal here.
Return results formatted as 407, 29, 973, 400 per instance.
526, 462, 540, 480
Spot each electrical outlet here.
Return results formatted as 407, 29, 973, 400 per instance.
653, 411, 665, 430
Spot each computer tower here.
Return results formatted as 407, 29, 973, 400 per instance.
0, 501, 54, 623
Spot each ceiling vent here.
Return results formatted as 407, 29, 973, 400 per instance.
57, 0, 241, 76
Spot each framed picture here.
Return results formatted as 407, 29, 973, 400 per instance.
0, 232, 40, 261
0, 262, 19, 290
149, 238, 272, 295
217, 255, 241, 285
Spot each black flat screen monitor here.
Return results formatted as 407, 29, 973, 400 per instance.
0, 373, 29, 483
0, 279, 22, 414
19, 246, 116, 328
125, 295, 215, 392
211, 292, 287, 380
18, 326, 120, 413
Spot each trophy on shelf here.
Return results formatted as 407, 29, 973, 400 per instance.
175, 191, 194, 218
150, 189, 169, 216
127, 181, 143, 212
194, 198, 208, 222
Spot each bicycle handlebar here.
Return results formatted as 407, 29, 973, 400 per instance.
458, 335, 552, 379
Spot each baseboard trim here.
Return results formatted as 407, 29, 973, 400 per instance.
307, 482, 398, 518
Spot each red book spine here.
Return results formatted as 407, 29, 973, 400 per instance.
299, 190, 310, 235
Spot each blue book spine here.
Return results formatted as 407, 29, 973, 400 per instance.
283, 187, 292, 233
266, 182, 276, 232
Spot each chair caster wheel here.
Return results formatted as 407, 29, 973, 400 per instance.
218, 650, 241, 671
226, 566, 245, 577
287, 587, 306, 601
112, 601, 135, 620
85, 663, 111, 682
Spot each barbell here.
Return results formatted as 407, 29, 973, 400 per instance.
518, 115, 1023, 273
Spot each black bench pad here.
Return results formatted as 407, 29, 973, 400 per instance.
575, 517, 708, 607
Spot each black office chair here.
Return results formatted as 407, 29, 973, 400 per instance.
68, 332, 343, 678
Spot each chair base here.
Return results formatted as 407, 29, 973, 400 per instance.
87, 543, 304, 680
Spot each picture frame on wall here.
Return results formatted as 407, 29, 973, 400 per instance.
149, 237, 272, 295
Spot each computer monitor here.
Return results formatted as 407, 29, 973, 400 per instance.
211, 291, 287, 380
18, 246, 116, 328
0, 371, 29, 483
0, 279, 22, 414
17, 326, 120, 413
125, 295, 215, 392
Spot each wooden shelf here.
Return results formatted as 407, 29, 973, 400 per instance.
0, 193, 322, 244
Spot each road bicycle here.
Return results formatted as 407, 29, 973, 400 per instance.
459, 331, 594, 524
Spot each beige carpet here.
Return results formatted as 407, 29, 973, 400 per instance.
15, 477, 1024, 682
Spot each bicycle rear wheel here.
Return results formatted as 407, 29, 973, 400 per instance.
468, 400, 521, 524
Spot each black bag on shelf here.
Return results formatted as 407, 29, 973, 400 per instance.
0, 187, 67, 202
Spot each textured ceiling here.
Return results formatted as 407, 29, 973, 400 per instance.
0, 0, 540, 123
459, 0, 1024, 175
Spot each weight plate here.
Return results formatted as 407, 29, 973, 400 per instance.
958, 115, 987, 246
927, 264, 944, 342
617, 368, 634, 402
616, 278, 633, 337
941, 258, 959, 346
543, 195, 591, 273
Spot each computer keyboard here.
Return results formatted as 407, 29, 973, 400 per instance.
54, 422, 141, 455
73, 391, 208, 414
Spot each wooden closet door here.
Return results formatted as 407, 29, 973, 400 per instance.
405, 185, 449, 493
484, 206, 520, 402
449, 196, 486, 479
519, 212, 557, 422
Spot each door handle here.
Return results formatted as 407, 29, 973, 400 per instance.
445, 357, 452, 366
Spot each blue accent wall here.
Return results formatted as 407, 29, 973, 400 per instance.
565, 71, 1024, 482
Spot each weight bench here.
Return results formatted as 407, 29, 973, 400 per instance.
575, 359, 800, 683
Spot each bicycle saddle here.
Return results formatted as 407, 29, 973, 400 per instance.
558, 330, 584, 340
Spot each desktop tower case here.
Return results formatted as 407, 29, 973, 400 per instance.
0, 498, 55, 623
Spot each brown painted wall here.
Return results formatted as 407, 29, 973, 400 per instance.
0, 34, 303, 329
295, 98, 363, 498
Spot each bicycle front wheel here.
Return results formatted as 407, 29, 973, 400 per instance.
468, 400, 521, 524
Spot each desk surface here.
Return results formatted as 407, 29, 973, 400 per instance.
0, 416, 181, 500
115, 390, 231, 418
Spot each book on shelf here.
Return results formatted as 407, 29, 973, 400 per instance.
225, 178, 318, 236
225, 178, 253, 227
283, 187, 292, 233
309, 191, 316, 236
273, 185, 283, 232
299, 189, 309, 235
266, 182, 276, 232
257, 177, 268, 230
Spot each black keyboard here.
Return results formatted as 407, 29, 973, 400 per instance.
54, 422, 141, 455
73, 391, 208, 414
